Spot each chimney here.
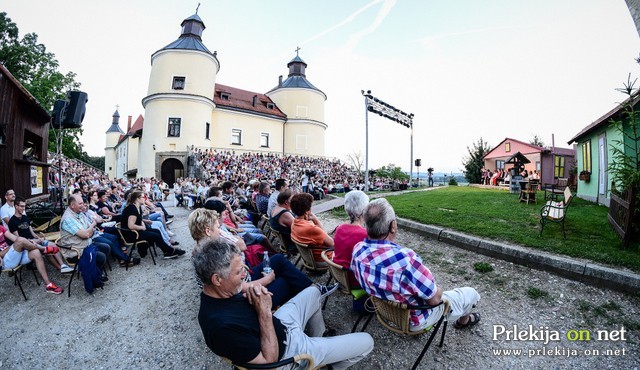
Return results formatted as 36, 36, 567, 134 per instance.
252, 95, 258, 107
278, 75, 283, 87
127, 115, 132, 132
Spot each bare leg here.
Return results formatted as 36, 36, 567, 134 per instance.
28, 249, 51, 285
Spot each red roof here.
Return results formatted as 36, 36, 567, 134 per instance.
129, 114, 144, 134
117, 115, 144, 144
214, 83, 286, 118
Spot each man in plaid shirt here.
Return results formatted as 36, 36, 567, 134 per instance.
352, 198, 481, 331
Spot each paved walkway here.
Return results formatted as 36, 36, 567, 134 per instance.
312, 187, 640, 293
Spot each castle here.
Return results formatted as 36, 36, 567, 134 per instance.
104, 12, 327, 184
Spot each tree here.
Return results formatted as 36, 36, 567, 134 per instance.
375, 164, 409, 181
0, 12, 84, 160
530, 135, 546, 148
345, 150, 365, 176
462, 137, 491, 184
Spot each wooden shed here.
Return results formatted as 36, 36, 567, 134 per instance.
0, 64, 50, 200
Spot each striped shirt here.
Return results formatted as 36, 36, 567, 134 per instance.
351, 238, 438, 328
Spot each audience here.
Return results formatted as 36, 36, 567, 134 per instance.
290, 193, 333, 264
194, 239, 373, 369
352, 198, 481, 331
332, 190, 369, 287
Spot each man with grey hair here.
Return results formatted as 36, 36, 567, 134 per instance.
195, 239, 374, 369
352, 198, 481, 332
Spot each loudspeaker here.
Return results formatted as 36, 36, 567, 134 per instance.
415, 159, 422, 167
62, 91, 88, 128
51, 100, 67, 129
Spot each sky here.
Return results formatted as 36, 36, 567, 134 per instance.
4, 0, 640, 174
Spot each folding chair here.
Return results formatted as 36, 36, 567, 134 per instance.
222, 353, 316, 370
114, 223, 154, 268
1, 263, 40, 300
56, 241, 90, 298
290, 237, 329, 274
362, 297, 450, 370
321, 249, 371, 327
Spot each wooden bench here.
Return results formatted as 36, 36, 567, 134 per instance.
539, 187, 573, 239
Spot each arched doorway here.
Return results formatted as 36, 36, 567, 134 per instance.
161, 158, 184, 187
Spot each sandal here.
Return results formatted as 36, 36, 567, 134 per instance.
454, 312, 481, 329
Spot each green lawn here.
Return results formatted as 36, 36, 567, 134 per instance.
384, 186, 640, 272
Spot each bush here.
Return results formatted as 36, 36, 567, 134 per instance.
527, 286, 549, 299
473, 262, 493, 273
448, 177, 458, 186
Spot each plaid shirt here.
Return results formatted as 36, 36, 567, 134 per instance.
351, 238, 438, 328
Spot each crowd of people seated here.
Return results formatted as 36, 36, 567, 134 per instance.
3, 149, 481, 367
186, 174, 482, 369
0, 170, 186, 295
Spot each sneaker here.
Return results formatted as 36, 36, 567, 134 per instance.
167, 230, 175, 236
175, 248, 186, 256
171, 240, 180, 246
60, 264, 74, 273
163, 250, 179, 259
167, 214, 174, 219
43, 245, 60, 255
101, 274, 109, 282
46, 282, 63, 295
316, 283, 339, 299
166, 219, 174, 226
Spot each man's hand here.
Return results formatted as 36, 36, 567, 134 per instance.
245, 283, 273, 313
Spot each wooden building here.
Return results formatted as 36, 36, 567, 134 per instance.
0, 64, 50, 200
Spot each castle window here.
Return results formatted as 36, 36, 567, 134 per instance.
168, 118, 181, 137
260, 132, 270, 148
266, 102, 275, 110
172, 76, 185, 90
220, 92, 230, 101
205, 122, 210, 140
231, 129, 242, 145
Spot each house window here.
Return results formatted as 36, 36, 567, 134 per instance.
581, 140, 592, 173
168, 118, 181, 137
505, 142, 511, 152
221, 92, 230, 101
536, 161, 541, 171
260, 132, 270, 148
266, 102, 275, 110
172, 76, 185, 90
296, 135, 307, 150
205, 122, 210, 140
495, 160, 504, 170
554, 156, 565, 178
231, 129, 242, 145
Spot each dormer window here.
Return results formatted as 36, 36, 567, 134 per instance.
266, 102, 275, 110
220, 92, 230, 101
172, 76, 185, 90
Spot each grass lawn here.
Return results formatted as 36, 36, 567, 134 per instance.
384, 186, 640, 272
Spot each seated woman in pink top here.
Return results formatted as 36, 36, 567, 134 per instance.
290, 193, 333, 263
333, 190, 369, 287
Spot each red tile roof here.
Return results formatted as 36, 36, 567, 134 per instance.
117, 115, 144, 144
214, 83, 286, 118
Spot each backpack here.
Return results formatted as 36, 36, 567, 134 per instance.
78, 245, 104, 293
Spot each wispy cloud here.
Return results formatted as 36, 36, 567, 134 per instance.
300, 0, 397, 51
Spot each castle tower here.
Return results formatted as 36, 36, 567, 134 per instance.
266, 52, 327, 156
140, 12, 219, 179
104, 108, 124, 179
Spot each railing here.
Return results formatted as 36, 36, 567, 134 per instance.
608, 182, 635, 249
